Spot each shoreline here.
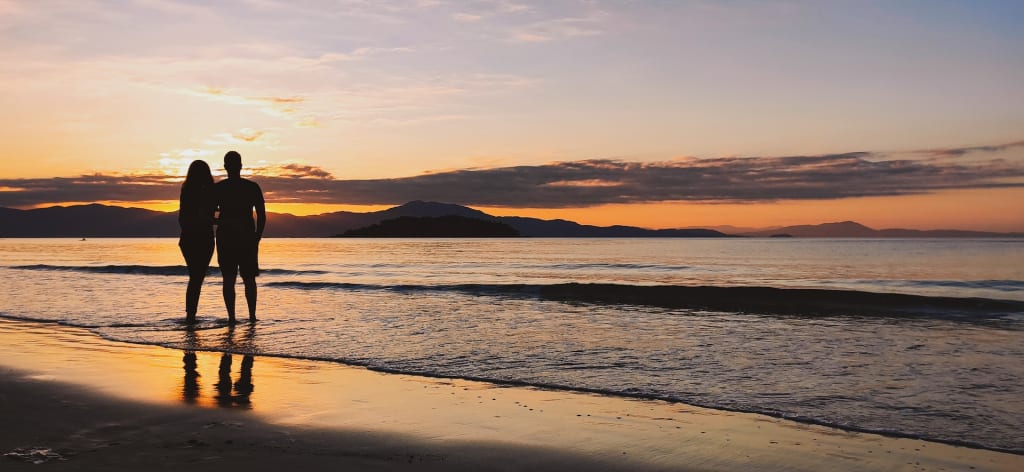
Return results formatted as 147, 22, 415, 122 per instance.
2, 312, 1022, 456
2, 318, 1022, 471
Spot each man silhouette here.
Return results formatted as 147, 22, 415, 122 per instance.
215, 151, 266, 323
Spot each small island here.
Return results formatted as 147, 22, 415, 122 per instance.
337, 215, 520, 238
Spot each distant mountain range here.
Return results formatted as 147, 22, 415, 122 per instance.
0, 201, 728, 238
737, 221, 1023, 238
0, 201, 1019, 238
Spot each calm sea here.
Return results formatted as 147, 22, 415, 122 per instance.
1, 238, 1022, 453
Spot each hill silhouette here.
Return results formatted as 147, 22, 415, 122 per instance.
0, 201, 1019, 238
0, 201, 730, 238
340, 215, 519, 237
0, 204, 179, 237
740, 221, 1021, 238
742, 221, 878, 238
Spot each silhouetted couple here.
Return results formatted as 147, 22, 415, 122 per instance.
178, 151, 266, 324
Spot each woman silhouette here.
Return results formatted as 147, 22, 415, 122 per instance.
178, 160, 216, 323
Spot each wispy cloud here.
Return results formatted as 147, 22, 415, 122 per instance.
299, 153, 1022, 207
209, 92, 299, 113
233, 128, 266, 142
0, 161, 336, 207
453, 12, 484, 22
274, 163, 334, 179
193, 128, 275, 149
3, 144, 1022, 208
510, 11, 609, 43
0, 174, 181, 207
185, 87, 306, 120
915, 140, 1024, 157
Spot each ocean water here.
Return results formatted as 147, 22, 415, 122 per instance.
0, 238, 1022, 453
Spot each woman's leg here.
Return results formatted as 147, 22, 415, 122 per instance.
181, 237, 214, 322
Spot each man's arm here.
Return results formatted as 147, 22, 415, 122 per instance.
254, 184, 267, 240
212, 184, 222, 224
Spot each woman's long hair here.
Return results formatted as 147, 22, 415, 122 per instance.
182, 160, 214, 192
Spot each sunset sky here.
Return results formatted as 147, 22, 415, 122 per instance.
1, 0, 1022, 231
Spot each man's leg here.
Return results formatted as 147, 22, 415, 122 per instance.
222, 265, 238, 324
242, 275, 257, 322
240, 234, 259, 322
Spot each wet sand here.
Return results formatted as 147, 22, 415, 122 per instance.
1, 319, 1021, 471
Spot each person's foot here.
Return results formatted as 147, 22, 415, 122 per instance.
227, 317, 238, 325
248, 315, 258, 323
185, 312, 197, 324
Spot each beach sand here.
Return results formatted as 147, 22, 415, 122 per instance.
1, 319, 1020, 471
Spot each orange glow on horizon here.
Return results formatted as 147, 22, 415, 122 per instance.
478, 188, 1024, 233
17, 186, 1016, 234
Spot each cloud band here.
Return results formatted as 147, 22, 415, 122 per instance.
2, 151, 1022, 208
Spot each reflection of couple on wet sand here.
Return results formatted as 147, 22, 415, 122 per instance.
182, 324, 256, 407
178, 150, 266, 324
182, 351, 255, 408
